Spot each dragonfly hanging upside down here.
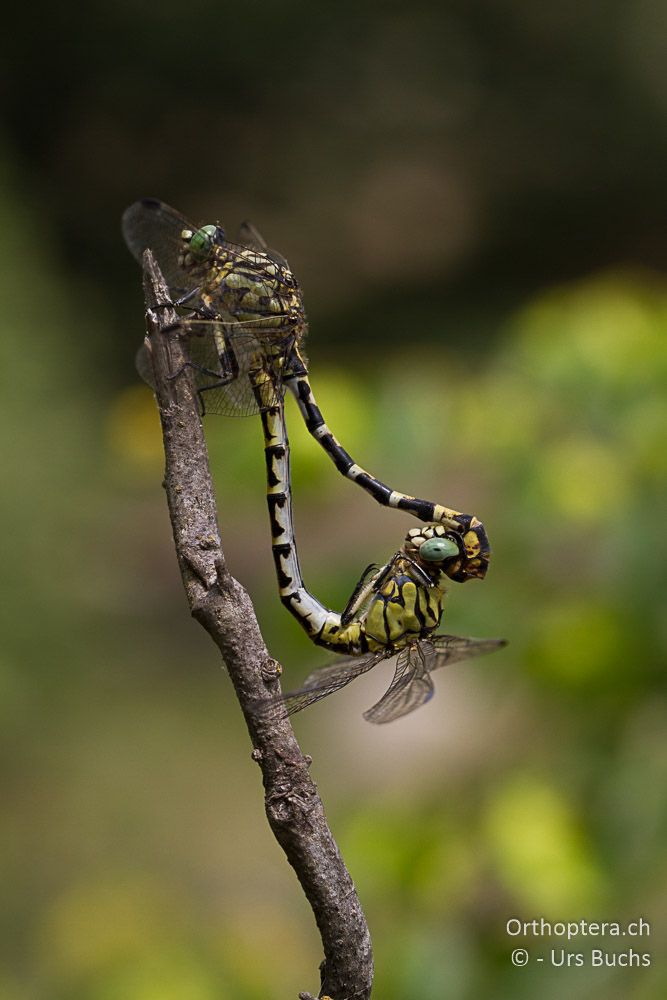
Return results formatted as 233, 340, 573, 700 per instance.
251, 365, 505, 723
122, 198, 490, 582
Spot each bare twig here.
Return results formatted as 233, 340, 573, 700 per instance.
140, 250, 373, 1000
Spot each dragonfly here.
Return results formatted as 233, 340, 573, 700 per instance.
122, 198, 490, 583
252, 364, 505, 723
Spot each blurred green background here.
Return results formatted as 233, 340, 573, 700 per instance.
2, 2, 666, 998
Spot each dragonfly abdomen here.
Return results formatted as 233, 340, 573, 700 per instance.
285, 371, 455, 523
254, 375, 340, 642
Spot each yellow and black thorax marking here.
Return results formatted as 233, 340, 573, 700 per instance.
201, 247, 305, 335
316, 561, 445, 656
363, 564, 443, 646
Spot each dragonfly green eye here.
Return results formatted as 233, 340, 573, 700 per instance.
419, 537, 459, 562
188, 225, 218, 258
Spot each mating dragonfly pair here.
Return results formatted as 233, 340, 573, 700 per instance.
122, 198, 504, 724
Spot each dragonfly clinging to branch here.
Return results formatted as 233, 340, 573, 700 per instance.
122, 198, 490, 582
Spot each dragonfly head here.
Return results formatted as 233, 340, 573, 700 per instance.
405, 518, 490, 583
178, 223, 225, 267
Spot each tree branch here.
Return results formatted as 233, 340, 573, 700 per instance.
139, 250, 373, 1000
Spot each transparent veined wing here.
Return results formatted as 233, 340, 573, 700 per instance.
237, 220, 267, 252
164, 318, 293, 417
123, 199, 293, 289
361, 636, 506, 724
237, 221, 290, 268
362, 642, 437, 724
430, 634, 507, 669
269, 651, 386, 717
122, 198, 212, 297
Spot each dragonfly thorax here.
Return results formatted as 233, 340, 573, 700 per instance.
362, 566, 444, 649
199, 251, 305, 333
318, 565, 444, 655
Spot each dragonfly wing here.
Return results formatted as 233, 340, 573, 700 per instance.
362, 644, 436, 724
430, 634, 507, 670
122, 198, 208, 296
237, 221, 290, 268
237, 220, 268, 251
272, 652, 385, 717
174, 319, 286, 416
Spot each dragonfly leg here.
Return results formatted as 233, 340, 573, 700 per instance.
195, 376, 236, 416
162, 360, 235, 416
340, 563, 382, 626
339, 556, 406, 626
162, 320, 244, 416
173, 287, 203, 308
149, 286, 204, 314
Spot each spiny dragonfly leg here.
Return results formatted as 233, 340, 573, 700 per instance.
164, 360, 233, 416
195, 328, 243, 415
150, 286, 204, 313
195, 377, 234, 416
340, 563, 381, 626
151, 289, 220, 328
173, 287, 202, 308
161, 320, 241, 416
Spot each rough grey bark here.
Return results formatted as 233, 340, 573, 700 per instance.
139, 250, 373, 1000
